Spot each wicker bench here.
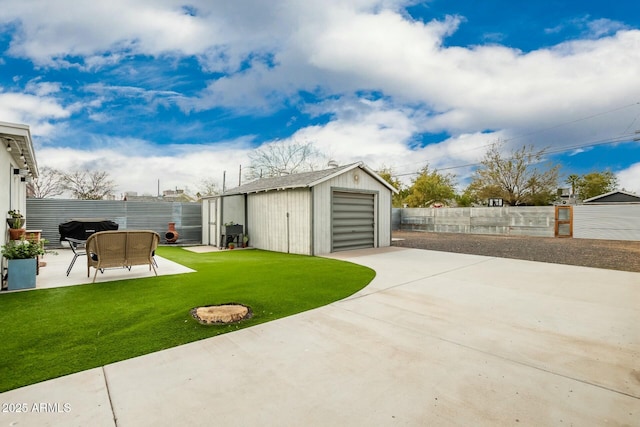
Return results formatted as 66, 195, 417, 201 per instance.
86, 230, 160, 283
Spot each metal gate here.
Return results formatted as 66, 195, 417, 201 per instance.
332, 191, 375, 251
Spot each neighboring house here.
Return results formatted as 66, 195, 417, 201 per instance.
574, 190, 640, 241
582, 190, 640, 204
201, 162, 397, 255
1, 121, 39, 248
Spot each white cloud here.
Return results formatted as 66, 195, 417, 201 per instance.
36, 136, 255, 196
617, 162, 640, 195
2, 1, 640, 195
0, 91, 70, 136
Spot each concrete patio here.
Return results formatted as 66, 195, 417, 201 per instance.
26, 244, 196, 290
1, 246, 638, 426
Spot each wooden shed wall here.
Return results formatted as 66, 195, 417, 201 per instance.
247, 188, 312, 255
312, 167, 392, 255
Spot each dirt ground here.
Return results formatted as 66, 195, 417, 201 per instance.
392, 230, 640, 273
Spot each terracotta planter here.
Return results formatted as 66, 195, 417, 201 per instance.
9, 228, 26, 240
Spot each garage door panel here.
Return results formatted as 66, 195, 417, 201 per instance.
332, 191, 375, 252
333, 231, 374, 242
333, 215, 373, 227
334, 224, 374, 233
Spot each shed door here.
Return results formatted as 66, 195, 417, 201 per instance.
332, 191, 375, 252
208, 198, 218, 246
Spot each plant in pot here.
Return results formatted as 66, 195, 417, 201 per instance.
7, 210, 25, 240
1, 236, 50, 290
242, 234, 249, 248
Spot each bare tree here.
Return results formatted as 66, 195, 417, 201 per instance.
247, 140, 326, 179
61, 170, 116, 200
27, 166, 65, 198
197, 177, 221, 197
468, 141, 560, 206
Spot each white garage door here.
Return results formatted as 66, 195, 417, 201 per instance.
332, 191, 375, 252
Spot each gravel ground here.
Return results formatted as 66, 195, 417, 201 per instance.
392, 230, 640, 273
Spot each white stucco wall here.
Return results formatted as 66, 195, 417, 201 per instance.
2, 148, 22, 247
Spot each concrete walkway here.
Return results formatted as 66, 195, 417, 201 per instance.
1, 247, 638, 426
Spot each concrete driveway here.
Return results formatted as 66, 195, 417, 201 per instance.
1, 247, 638, 426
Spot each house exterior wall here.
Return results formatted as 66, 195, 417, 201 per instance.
1, 147, 25, 248
1, 122, 34, 248
313, 167, 392, 255
247, 188, 312, 255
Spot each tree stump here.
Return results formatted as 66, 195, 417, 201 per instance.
191, 304, 252, 324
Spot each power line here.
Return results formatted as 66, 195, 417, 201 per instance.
390, 101, 640, 174
392, 131, 639, 178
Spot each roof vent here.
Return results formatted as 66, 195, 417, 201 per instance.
327, 159, 339, 168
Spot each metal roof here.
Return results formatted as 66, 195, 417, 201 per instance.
582, 190, 640, 204
220, 162, 397, 196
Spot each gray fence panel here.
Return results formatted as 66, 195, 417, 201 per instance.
574, 205, 640, 241
26, 199, 202, 247
393, 206, 555, 237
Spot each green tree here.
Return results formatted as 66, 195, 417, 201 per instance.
377, 167, 407, 207
405, 166, 456, 207
468, 141, 560, 206
565, 174, 580, 196
454, 187, 477, 207
575, 171, 618, 200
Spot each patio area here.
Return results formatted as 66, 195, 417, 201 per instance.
9, 244, 197, 291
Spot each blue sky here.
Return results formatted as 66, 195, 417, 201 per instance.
1, 0, 639, 196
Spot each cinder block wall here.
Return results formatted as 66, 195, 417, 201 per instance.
393, 207, 555, 237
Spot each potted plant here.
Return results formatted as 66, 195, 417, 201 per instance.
7, 210, 25, 240
228, 242, 235, 250
242, 234, 249, 248
1, 236, 49, 290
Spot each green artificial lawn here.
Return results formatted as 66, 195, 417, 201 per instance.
0, 247, 375, 392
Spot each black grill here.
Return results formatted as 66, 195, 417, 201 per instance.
58, 219, 119, 242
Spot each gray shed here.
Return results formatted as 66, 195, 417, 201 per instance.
201, 162, 397, 255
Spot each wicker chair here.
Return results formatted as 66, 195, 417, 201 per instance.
86, 230, 159, 283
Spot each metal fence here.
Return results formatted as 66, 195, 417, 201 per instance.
26, 199, 202, 247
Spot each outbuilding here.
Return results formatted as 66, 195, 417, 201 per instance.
201, 162, 397, 255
